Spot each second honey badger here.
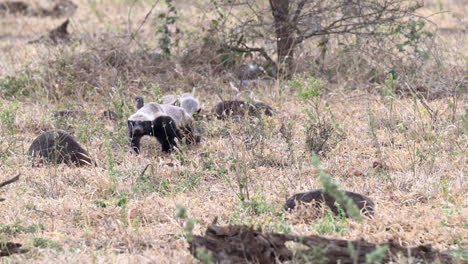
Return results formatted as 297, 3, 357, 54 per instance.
160, 93, 201, 116
127, 102, 200, 153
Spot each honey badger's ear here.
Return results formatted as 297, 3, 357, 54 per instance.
134, 96, 144, 110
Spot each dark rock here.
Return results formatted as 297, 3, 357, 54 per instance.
0, 0, 77, 17
33, 0, 77, 18
48, 19, 71, 44
213, 100, 274, 119
285, 189, 375, 217
0, 1, 28, 15
53, 109, 84, 118
29, 19, 71, 45
28, 129, 92, 166
47, 0, 77, 17
0, 242, 27, 257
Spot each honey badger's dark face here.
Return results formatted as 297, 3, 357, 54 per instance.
127, 120, 154, 137
127, 119, 159, 154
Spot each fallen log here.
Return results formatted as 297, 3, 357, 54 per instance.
189, 225, 466, 264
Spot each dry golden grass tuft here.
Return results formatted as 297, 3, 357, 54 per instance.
1, 0, 467, 263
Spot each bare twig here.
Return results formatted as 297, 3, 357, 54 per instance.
222, 44, 276, 67
404, 82, 437, 122
139, 164, 154, 179
128, 0, 161, 44
291, 0, 307, 23
0, 174, 20, 189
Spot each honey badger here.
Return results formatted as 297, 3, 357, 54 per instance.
178, 93, 201, 116
160, 93, 201, 116
213, 100, 274, 119
127, 102, 200, 153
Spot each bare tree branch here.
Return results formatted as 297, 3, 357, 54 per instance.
222, 44, 276, 67
291, 0, 307, 23
0, 174, 20, 189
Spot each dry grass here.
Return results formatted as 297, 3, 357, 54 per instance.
1, 0, 467, 263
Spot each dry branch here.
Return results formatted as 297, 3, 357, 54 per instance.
222, 44, 276, 68
189, 225, 465, 264
0, 174, 20, 189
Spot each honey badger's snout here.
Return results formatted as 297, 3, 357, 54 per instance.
132, 125, 144, 136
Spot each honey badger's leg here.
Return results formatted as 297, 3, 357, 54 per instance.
153, 116, 179, 152
130, 136, 142, 154
128, 121, 144, 154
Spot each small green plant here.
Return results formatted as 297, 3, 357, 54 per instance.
195, 247, 214, 264
150, 83, 162, 102
0, 221, 45, 236
365, 245, 389, 264
115, 193, 128, 208
75, 116, 103, 144
133, 165, 171, 196
449, 248, 468, 261
392, 19, 433, 59
304, 119, 336, 155
174, 143, 189, 163
0, 102, 17, 135
109, 82, 132, 121
382, 72, 398, 97
311, 208, 348, 235
175, 204, 196, 243
93, 199, 108, 208
240, 193, 272, 216
290, 73, 322, 101
223, 152, 250, 203
367, 108, 396, 185
293, 245, 329, 264
154, 0, 180, 56
291, 75, 343, 156
175, 171, 202, 193
461, 108, 468, 134
0, 101, 18, 158
0, 73, 35, 98
263, 216, 293, 233
311, 154, 363, 221
33, 237, 63, 251
105, 140, 118, 196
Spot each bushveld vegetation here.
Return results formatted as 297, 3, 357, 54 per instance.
0, 0, 466, 263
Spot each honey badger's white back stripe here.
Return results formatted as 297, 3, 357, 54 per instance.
161, 94, 177, 105
128, 102, 192, 126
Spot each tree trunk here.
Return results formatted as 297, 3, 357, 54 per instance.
269, 0, 295, 78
